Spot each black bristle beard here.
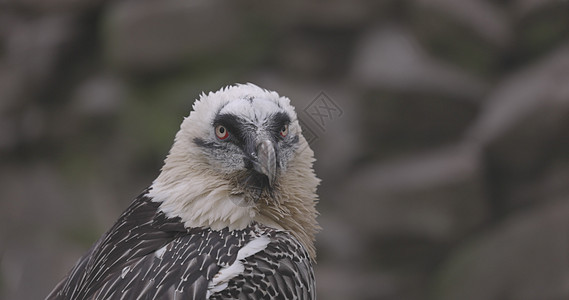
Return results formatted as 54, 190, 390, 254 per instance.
228, 170, 274, 207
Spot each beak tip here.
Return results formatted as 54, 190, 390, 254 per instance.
254, 139, 277, 186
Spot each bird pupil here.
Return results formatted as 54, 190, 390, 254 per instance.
219, 127, 225, 133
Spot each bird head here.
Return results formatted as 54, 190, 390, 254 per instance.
149, 83, 320, 258
191, 89, 300, 202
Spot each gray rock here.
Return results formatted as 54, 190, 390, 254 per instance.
276, 33, 354, 78
71, 74, 127, 118
3, 14, 77, 86
0, 68, 25, 114
0, 115, 18, 151
0, 67, 47, 150
338, 144, 489, 268
249, 0, 379, 29
513, 0, 566, 16
435, 199, 569, 300
512, 0, 569, 61
2, 240, 85, 300
350, 26, 486, 160
360, 91, 481, 161
316, 263, 405, 300
20, 104, 46, 144
507, 163, 569, 209
307, 88, 361, 185
104, 0, 242, 72
0, 163, 77, 299
5, 0, 103, 12
350, 25, 487, 99
412, 0, 512, 47
316, 215, 366, 265
466, 43, 569, 211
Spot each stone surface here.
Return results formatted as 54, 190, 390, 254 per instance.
360, 90, 481, 161
466, 44, 569, 212
350, 26, 486, 160
249, 0, 379, 29
104, 0, 243, 72
340, 145, 488, 241
7, 0, 104, 12
337, 145, 489, 273
3, 14, 77, 86
513, 1, 569, 62
71, 73, 126, 118
435, 199, 569, 300
412, 0, 511, 47
315, 264, 420, 300
513, 0, 568, 16
351, 25, 487, 98
277, 30, 357, 78
0, 163, 81, 299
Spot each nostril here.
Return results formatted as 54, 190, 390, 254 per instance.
249, 151, 258, 160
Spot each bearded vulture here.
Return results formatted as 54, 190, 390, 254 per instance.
46, 84, 320, 300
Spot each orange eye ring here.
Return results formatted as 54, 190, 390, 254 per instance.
280, 124, 289, 137
215, 125, 229, 140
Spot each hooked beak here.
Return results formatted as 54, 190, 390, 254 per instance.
252, 139, 277, 186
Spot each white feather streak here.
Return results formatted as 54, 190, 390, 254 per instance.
206, 235, 270, 298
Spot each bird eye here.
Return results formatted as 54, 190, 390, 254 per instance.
215, 125, 229, 140
280, 124, 289, 138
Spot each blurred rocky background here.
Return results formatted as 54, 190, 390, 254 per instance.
1, 0, 569, 299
